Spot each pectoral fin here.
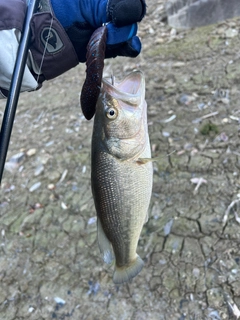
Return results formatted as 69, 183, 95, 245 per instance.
138, 151, 176, 164
137, 157, 159, 164
97, 218, 114, 264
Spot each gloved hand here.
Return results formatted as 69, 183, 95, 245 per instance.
51, 0, 146, 62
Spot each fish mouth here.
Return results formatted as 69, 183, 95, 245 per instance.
102, 70, 145, 106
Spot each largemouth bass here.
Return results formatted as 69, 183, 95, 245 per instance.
91, 71, 153, 284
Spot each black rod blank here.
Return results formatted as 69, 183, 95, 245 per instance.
0, 0, 39, 183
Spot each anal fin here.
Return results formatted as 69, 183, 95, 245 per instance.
97, 218, 114, 264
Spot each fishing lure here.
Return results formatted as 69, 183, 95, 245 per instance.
80, 26, 107, 120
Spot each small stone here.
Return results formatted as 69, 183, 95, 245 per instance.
162, 131, 170, 137
231, 269, 238, 274
39, 154, 50, 165
58, 169, 68, 183
28, 307, 34, 313
170, 28, 176, 36
34, 164, 44, 176
220, 132, 228, 142
29, 182, 41, 192
148, 27, 155, 34
164, 219, 174, 236
163, 115, 176, 123
61, 202, 68, 210
48, 171, 61, 182
80, 203, 88, 211
197, 103, 206, 110
225, 28, 238, 38
88, 217, 97, 225
221, 118, 230, 124
48, 184, 55, 190
178, 94, 196, 105
192, 268, 200, 278
229, 115, 240, 122
4, 152, 25, 173
8, 152, 25, 164
154, 38, 165, 44
45, 140, 54, 147
26, 148, 37, 156
54, 297, 66, 305
173, 61, 185, 68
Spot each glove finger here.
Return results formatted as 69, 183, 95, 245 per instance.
105, 36, 141, 59
106, 23, 138, 45
107, 0, 146, 27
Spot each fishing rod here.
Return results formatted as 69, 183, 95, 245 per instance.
0, 0, 39, 184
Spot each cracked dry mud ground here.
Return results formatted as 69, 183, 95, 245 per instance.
0, 1, 240, 319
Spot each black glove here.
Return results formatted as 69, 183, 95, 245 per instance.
107, 0, 146, 26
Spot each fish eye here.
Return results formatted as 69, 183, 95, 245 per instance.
106, 107, 118, 119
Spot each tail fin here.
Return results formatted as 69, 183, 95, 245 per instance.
113, 255, 144, 285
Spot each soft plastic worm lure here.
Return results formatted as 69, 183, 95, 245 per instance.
80, 26, 107, 120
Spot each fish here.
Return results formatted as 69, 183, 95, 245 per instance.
91, 71, 153, 284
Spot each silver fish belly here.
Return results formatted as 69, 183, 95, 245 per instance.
91, 71, 153, 284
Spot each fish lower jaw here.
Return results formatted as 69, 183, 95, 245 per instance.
113, 255, 144, 285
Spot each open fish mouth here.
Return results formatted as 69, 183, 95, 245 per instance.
102, 70, 145, 106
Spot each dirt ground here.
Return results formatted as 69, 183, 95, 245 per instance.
0, 1, 240, 319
